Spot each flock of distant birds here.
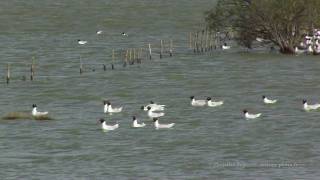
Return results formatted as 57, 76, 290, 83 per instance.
77, 31, 128, 45
30, 96, 320, 131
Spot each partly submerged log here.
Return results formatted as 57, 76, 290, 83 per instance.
2, 112, 53, 120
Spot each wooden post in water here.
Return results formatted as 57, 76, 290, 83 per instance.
30, 57, 35, 81
196, 32, 200, 53
112, 49, 115, 70
123, 49, 128, 67
193, 32, 196, 53
148, 43, 152, 60
215, 32, 219, 49
169, 39, 173, 57
79, 57, 83, 74
160, 40, 163, 59
189, 32, 192, 49
6, 63, 10, 84
200, 30, 204, 53
205, 29, 209, 52
133, 48, 136, 63
138, 48, 143, 63
129, 48, 134, 65
209, 31, 213, 51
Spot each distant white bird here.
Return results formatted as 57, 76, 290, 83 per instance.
103, 100, 108, 113
132, 116, 146, 128
307, 45, 314, 53
31, 104, 48, 117
96, 30, 103, 35
153, 118, 175, 129
121, 32, 128, 36
147, 106, 165, 119
78, 39, 87, 45
103, 101, 123, 113
262, 95, 277, 104
256, 37, 265, 42
207, 97, 224, 107
295, 47, 306, 54
303, 99, 320, 111
222, 43, 231, 50
190, 96, 206, 107
99, 118, 119, 131
141, 101, 165, 111
243, 110, 261, 119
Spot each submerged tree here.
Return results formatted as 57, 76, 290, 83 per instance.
206, 0, 320, 54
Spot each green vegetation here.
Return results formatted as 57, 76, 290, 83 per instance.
205, 0, 320, 53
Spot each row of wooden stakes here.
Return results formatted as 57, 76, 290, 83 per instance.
5, 58, 36, 84
189, 29, 222, 53
4, 40, 174, 84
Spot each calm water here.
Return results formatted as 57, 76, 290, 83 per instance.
0, 0, 320, 179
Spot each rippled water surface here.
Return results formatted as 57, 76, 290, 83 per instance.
0, 0, 320, 179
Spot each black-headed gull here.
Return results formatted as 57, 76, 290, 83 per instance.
207, 97, 223, 107
103, 101, 123, 113
190, 96, 206, 107
243, 110, 261, 119
31, 104, 48, 117
153, 118, 175, 129
132, 116, 146, 128
222, 43, 231, 50
99, 118, 119, 131
262, 95, 277, 104
303, 99, 320, 111
141, 101, 165, 111
147, 106, 164, 119
78, 39, 87, 45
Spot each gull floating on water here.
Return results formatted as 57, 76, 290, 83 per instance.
132, 116, 146, 128
262, 95, 277, 104
243, 110, 261, 119
78, 40, 87, 45
147, 106, 165, 119
141, 101, 165, 111
96, 30, 103, 35
207, 97, 224, 107
121, 32, 128, 36
99, 118, 119, 131
222, 43, 231, 50
153, 118, 175, 129
190, 96, 206, 107
303, 99, 320, 111
32, 104, 48, 117
103, 100, 123, 113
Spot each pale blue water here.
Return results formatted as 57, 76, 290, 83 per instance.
0, 0, 320, 179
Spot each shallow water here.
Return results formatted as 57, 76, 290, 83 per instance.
0, 0, 320, 179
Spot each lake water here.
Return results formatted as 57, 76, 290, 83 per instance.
0, 0, 320, 179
